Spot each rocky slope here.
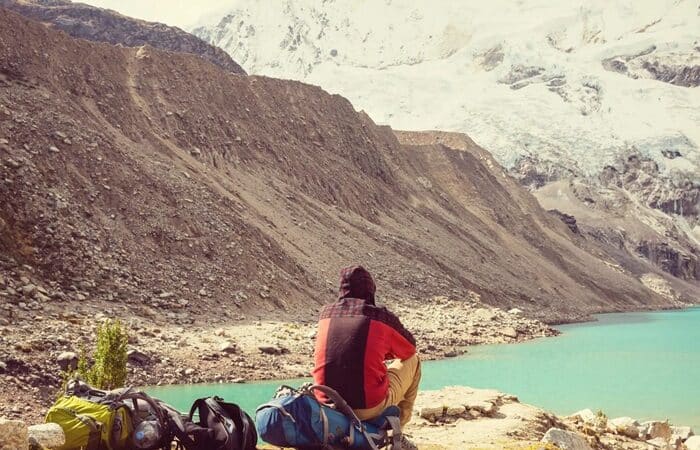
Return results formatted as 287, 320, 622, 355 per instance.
193, 0, 700, 286
0, 0, 246, 75
1, 7, 683, 325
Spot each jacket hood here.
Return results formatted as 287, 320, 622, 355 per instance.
338, 265, 376, 305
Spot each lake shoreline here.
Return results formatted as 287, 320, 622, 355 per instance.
1, 301, 698, 429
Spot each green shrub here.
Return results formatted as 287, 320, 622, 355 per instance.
77, 319, 129, 390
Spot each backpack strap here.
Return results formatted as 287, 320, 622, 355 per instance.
307, 385, 384, 450
318, 404, 330, 447
385, 415, 402, 450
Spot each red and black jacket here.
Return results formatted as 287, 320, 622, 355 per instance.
312, 266, 416, 409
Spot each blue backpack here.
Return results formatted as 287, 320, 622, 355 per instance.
255, 384, 402, 450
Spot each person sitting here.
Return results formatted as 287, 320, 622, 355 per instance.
312, 265, 421, 443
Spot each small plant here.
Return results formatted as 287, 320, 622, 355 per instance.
594, 409, 608, 429
77, 319, 129, 390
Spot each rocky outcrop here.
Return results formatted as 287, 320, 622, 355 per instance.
408, 386, 564, 448
407, 386, 697, 449
0, 0, 246, 75
566, 411, 696, 450
549, 209, 580, 234
636, 241, 699, 281
599, 154, 700, 222
602, 46, 700, 87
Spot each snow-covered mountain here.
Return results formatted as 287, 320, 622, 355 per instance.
193, 0, 700, 281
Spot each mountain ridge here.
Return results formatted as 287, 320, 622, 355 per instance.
1, 0, 246, 75
0, 7, 685, 328
193, 0, 700, 284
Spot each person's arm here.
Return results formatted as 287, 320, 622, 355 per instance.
383, 309, 416, 361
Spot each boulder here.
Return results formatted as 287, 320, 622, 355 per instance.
670, 425, 694, 442
541, 428, 593, 450
466, 400, 496, 416
642, 420, 672, 441
28, 423, 65, 448
570, 409, 597, 424
56, 351, 78, 371
258, 345, 286, 355
219, 342, 237, 354
686, 436, 700, 450
418, 406, 444, 421
21, 284, 37, 296
609, 416, 639, 438
508, 308, 523, 315
445, 405, 466, 417
0, 417, 28, 450
127, 349, 149, 365
501, 327, 519, 339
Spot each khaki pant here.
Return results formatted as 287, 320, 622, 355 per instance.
353, 354, 422, 426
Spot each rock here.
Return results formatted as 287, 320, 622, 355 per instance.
34, 292, 50, 302
0, 361, 6, 373
466, 400, 496, 416
306, 330, 317, 339
418, 406, 444, 420
570, 408, 597, 424
541, 428, 593, 450
49, 145, 60, 153
219, 342, 237, 354
501, 327, 518, 339
56, 351, 79, 371
646, 437, 671, 448
190, 147, 201, 157
198, 288, 207, 296
21, 284, 37, 296
28, 423, 65, 448
445, 405, 466, 417
0, 417, 29, 450
643, 420, 672, 441
670, 425, 693, 442
127, 349, 149, 365
258, 345, 286, 355
686, 436, 700, 450
5, 158, 21, 169
507, 308, 523, 315
184, 368, 195, 376
609, 416, 639, 438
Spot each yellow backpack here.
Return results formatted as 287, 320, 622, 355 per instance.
46, 394, 133, 450
46, 380, 173, 450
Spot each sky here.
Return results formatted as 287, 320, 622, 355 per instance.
81, 0, 233, 29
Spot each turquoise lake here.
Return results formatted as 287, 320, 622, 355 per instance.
147, 307, 700, 430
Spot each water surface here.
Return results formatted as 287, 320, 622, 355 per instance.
147, 307, 700, 430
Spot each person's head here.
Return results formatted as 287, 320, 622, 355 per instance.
338, 265, 376, 305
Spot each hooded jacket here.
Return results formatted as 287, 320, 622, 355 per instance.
312, 266, 416, 409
